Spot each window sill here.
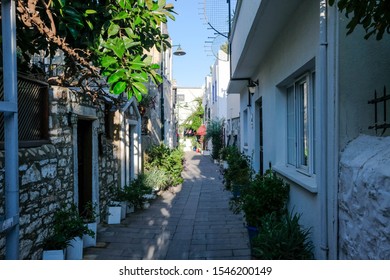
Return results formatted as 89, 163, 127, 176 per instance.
273, 164, 318, 194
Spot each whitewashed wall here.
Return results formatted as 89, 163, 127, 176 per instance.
339, 135, 390, 259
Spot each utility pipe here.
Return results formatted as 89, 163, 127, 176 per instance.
319, 0, 329, 259
2, 0, 20, 260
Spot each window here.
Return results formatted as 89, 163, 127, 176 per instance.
0, 72, 49, 149
286, 72, 315, 175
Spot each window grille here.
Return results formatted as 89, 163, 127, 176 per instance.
368, 86, 390, 136
0, 71, 49, 148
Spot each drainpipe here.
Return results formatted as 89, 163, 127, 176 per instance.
2, 0, 19, 260
319, 0, 329, 259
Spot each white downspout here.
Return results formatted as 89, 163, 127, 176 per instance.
319, 0, 329, 259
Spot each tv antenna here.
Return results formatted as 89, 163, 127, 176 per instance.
199, 0, 236, 61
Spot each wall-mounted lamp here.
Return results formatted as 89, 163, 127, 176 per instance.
173, 45, 186, 56
247, 79, 259, 95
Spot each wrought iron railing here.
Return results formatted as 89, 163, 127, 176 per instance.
368, 86, 390, 135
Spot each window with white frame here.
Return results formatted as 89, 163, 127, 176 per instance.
286, 72, 315, 175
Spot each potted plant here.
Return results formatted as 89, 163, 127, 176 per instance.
41, 232, 69, 260
110, 186, 128, 220
106, 200, 122, 224
144, 167, 169, 192
81, 201, 98, 248
123, 175, 153, 210
42, 203, 94, 260
251, 212, 314, 259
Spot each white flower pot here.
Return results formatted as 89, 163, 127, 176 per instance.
83, 222, 97, 248
66, 237, 83, 260
142, 202, 150, 209
120, 201, 127, 220
42, 249, 65, 260
107, 205, 121, 224
127, 203, 135, 213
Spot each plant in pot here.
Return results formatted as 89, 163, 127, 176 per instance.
42, 203, 94, 260
41, 231, 70, 260
106, 200, 122, 224
223, 150, 252, 192
81, 201, 98, 248
144, 167, 169, 192
124, 175, 153, 210
251, 211, 314, 260
62, 203, 94, 260
229, 169, 289, 243
109, 186, 128, 220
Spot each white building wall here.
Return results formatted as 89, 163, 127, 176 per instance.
338, 19, 390, 148
235, 0, 323, 258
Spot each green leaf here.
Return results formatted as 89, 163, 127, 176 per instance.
131, 72, 148, 83
130, 57, 146, 70
111, 38, 126, 58
131, 85, 142, 101
119, 0, 126, 9
134, 16, 142, 26
124, 27, 134, 38
108, 23, 120, 37
67, 26, 79, 40
150, 63, 160, 70
123, 37, 141, 49
86, 20, 94, 30
113, 11, 130, 20
85, 9, 97, 15
101, 56, 117, 67
133, 82, 148, 94
108, 69, 126, 84
146, 0, 153, 9
113, 81, 127, 95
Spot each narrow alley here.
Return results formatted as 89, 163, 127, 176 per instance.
83, 151, 251, 260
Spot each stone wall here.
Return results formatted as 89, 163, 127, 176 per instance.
339, 134, 390, 259
0, 87, 120, 259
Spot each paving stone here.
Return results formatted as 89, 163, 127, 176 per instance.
83, 151, 250, 260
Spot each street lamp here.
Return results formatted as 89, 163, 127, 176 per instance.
160, 44, 186, 144
173, 45, 186, 56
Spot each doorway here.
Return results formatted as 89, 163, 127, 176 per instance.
77, 119, 93, 214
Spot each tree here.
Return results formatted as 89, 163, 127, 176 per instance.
329, 0, 390, 40
1, 0, 176, 101
182, 97, 204, 132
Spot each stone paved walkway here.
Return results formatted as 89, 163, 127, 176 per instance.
83, 151, 251, 260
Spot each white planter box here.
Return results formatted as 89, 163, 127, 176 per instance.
83, 222, 97, 248
66, 237, 83, 260
142, 202, 150, 209
120, 201, 127, 220
203, 150, 211, 156
127, 203, 135, 213
42, 249, 65, 260
107, 205, 121, 224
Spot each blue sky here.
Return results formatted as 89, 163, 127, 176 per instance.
167, 1, 216, 88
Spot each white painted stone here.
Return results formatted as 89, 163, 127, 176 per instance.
339, 134, 390, 259
22, 164, 42, 185
41, 164, 57, 179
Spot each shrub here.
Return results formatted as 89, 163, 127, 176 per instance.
251, 212, 314, 260
144, 167, 169, 191
42, 203, 94, 250
206, 118, 224, 160
223, 150, 253, 191
145, 144, 184, 187
231, 170, 289, 227
122, 175, 154, 209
